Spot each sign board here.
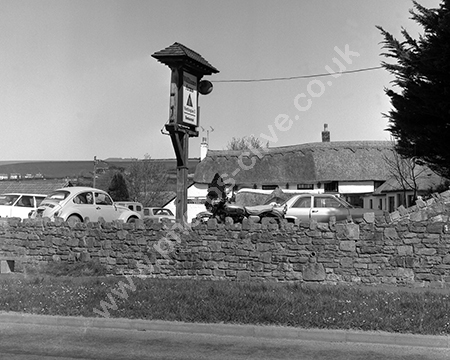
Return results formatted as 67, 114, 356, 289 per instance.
182, 71, 198, 127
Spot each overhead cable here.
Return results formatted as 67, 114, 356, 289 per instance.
211, 65, 383, 83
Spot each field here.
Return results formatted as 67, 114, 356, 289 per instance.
0, 261, 449, 336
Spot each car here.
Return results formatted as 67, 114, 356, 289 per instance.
115, 201, 144, 217
277, 193, 385, 223
0, 193, 47, 219
30, 186, 141, 225
143, 207, 175, 223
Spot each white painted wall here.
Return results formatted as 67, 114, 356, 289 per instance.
338, 181, 375, 194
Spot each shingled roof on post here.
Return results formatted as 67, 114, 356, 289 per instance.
152, 42, 219, 75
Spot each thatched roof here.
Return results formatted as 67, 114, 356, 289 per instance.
373, 166, 447, 194
194, 141, 394, 186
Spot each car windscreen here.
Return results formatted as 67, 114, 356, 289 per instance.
0, 194, 20, 206
44, 191, 70, 203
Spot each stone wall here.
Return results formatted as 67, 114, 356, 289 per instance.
1, 190, 450, 288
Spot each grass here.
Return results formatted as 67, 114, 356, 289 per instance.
1, 261, 450, 335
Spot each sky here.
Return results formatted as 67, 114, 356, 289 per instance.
0, 0, 442, 161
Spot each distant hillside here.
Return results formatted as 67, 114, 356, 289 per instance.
0, 158, 200, 179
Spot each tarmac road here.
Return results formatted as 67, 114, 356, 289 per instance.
0, 313, 449, 360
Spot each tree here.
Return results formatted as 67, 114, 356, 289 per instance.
382, 141, 428, 204
226, 135, 267, 150
377, 0, 450, 179
108, 172, 129, 201
126, 155, 170, 206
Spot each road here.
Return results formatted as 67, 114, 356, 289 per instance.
0, 322, 449, 360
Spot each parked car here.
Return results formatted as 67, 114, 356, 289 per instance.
30, 187, 141, 225
143, 207, 175, 223
0, 193, 47, 219
115, 201, 144, 217
277, 193, 385, 223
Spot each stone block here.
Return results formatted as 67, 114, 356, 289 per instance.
302, 263, 325, 281
384, 227, 399, 240
389, 211, 401, 222
416, 197, 427, 208
80, 252, 91, 262
339, 240, 356, 252
259, 252, 272, 263
426, 223, 444, 234
396, 267, 415, 283
443, 254, 450, 264
363, 212, 375, 223
398, 245, 413, 256
346, 224, 360, 240
403, 237, 421, 245
417, 248, 437, 256
236, 271, 250, 281
410, 210, 428, 222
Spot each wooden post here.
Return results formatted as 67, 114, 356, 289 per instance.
175, 133, 189, 225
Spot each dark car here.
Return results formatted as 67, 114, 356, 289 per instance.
277, 193, 384, 223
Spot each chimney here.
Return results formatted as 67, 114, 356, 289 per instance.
322, 124, 330, 142
200, 137, 208, 160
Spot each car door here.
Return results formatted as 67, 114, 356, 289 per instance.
93, 191, 117, 222
285, 195, 312, 221
311, 195, 350, 222
70, 191, 98, 221
11, 195, 35, 219
0, 194, 19, 217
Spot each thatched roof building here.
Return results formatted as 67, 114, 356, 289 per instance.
194, 141, 394, 188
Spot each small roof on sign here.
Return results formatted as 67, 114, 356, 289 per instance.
152, 42, 219, 76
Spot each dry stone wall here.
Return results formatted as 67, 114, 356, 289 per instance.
1, 190, 450, 288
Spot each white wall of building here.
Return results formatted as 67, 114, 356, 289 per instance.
338, 181, 375, 194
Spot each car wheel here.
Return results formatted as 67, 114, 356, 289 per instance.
127, 217, 138, 223
67, 215, 82, 226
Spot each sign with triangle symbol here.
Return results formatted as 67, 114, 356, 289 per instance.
186, 94, 193, 107
182, 71, 198, 126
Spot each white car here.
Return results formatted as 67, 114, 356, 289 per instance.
115, 201, 144, 217
0, 193, 47, 219
143, 207, 175, 223
31, 187, 141, 225
277, 193, 385, 223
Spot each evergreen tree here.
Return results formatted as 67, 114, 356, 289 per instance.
377, 0, 450, 178
108, 172, 130, 201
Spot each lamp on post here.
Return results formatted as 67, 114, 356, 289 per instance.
152, 43, 219, 225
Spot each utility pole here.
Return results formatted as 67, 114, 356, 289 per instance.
93, 156, 98, 188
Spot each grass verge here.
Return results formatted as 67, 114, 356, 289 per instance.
0, 262, 449, 335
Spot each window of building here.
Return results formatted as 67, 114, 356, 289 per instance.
261, 185, 278, 190
297, 184, 314, 190
324, 181, 338, 192
388, 196, 395, 212
369, 199, 373, 209
396, 193, 405, 207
